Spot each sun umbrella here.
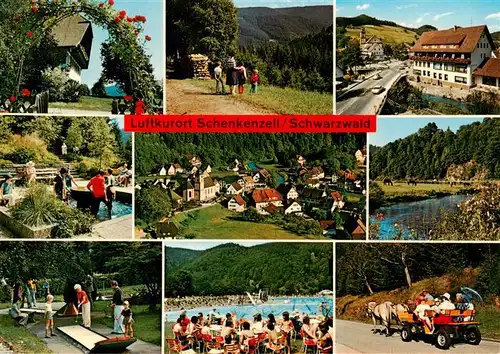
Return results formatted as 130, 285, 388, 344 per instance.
460, 287, 483, 303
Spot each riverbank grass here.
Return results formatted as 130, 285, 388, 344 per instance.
376, 182, 465, 199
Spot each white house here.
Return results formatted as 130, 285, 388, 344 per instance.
168, 165, 176, 176
252, 189, 283, 213
360, 27, 384, 61
228, 195, 246, 212
277, 185, 299, 202
409, 25, 495, 87
330, 191, 345, 212
159, 166, 167, 176
242, 176, 255, 191
474, 57, 500, 89
227, 182, 243, 195
52, 15, 93, 83
284, 201, 302, 215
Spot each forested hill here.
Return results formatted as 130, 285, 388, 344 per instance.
337, 14, 436, 35
238, 6, 334, 45
493, 31, 500, 47
370, 119, 500, 180
135, 133, 365, 176
166, 247, 201, 270
165, 243, 333, 297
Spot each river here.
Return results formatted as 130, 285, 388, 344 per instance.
423, 93, 468, 112
371, 194, 471, 240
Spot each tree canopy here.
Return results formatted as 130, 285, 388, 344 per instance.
135, 133, 365, 176
336, 243, 500, 300
166, 0, 238, 60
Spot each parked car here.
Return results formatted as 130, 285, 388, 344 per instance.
373, 73, 381, 80
371, 86, 384, 94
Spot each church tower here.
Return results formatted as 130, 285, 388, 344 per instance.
360, 27, 366, 44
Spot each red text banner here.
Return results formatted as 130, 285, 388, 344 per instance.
124, 115, 376, 133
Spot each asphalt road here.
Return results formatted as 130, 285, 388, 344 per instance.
336, 320, 500, 354
336, 62, 404, 115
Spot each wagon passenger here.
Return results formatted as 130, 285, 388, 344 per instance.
414, 297, 433, 334
437, 293, 455, 313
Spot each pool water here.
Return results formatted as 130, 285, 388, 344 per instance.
69, 200, 132, 221
165, 296, 333, 321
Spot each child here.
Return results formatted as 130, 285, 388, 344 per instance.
236, 63, 247, 94
45, 295, 57, 338
121, 301, 134, 337
249, 70, 259, 94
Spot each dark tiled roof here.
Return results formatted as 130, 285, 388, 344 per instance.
204, 177, 215, 188
52, 15, 90, 47
231, 182, 243, 191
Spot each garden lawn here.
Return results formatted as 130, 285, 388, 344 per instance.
376, 182, 465, 199
49, 96, 113, 112
0, 315, 50, 353
92, 301, 161, 345
188, 80, 333, 114
97, 285, 145, 297
173, 204, 323, 239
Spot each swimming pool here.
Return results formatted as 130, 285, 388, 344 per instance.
69, 199, 132, 220
165, 296, 333, 321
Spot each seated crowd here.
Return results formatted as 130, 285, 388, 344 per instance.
170, 310, 333, 353
412, 290, 476, 334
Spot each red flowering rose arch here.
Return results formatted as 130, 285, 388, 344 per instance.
2, 0, 160, 113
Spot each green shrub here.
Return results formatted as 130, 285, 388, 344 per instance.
10, 184, 62, 227
41, 67, 82, 102
4, 146, 36, 164
51, 208, 95, 238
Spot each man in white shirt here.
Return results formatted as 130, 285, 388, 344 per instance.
214, 62, 226, 94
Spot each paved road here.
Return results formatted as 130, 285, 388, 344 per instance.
336, 62, 405, 115
336, 320, 500, 354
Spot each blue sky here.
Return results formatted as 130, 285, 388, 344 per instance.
81, 0, 163, 87
165, 241, 270, 251
235, 0, 332, 8
370, 117, 483, 146
337, 0, 500, 31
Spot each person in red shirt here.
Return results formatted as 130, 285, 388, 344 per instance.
249, 69, 259, 94
87, 171, 107, 216
74, 284, 91, 328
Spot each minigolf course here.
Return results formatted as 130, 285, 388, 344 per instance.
58, 325, 137, 353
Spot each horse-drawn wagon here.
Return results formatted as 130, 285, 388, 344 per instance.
398, 309, 481, 350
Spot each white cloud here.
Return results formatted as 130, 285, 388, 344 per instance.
416, 12, 431, 24
485, 12, 500, 20
356, 4, 370, 10
336, 7, 344, 14
396, 4, 418, 10
433, 12, 454, 21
